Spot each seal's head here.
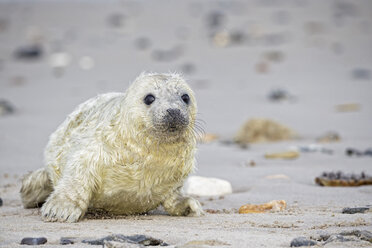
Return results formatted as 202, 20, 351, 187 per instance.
124, 73, 197, 142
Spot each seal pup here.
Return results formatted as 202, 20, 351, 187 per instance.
20, 72, 204, 222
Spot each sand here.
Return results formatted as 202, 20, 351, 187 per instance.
0, 0, 371, 247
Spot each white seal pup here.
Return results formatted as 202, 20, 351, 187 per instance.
20, 72, 204, 222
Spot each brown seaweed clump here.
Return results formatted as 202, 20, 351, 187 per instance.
234, 118, 296, 144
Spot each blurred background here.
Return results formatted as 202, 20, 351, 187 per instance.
0, 0, 371, 176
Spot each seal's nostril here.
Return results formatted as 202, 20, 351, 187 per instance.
167, 108, 181, 118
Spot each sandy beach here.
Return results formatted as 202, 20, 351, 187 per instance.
0, 0, 371, 247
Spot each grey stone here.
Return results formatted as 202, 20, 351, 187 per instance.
14, 45, 42, 60
0, 197, 2, 207
0, 100, 15, 116
352, 68, 371, 80
290, 237, 317, 247
21, 237, 47, 245
342, 207, 370, 214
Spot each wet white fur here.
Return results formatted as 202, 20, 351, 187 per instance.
20, 73, 203, 222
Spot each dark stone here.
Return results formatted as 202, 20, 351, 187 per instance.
60, 237, 75, 245
0, 99, 15, 116
0, 197, 2, 207
268, 89, 289, 101
21, 237, 47, 245
364, 149, 372, 156
82, 234, 168, 246
342, 207, 370, 214
206, 12, 225, 29
14, 45, 42, 60
346, 148, 363, 156
290, 237, 317, 247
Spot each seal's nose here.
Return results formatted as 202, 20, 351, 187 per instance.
167, 108, 181, 118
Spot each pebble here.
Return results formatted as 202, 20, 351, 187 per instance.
183, 176, 232, 197
14, 45, 42, 60
346, 148, 372, 156
60, 237, 75, 245
342, 207, 370, 214
290, 237, 317, 247
0, 99, 15, 116
265, 151, 299, 160
83, 234, 167, 246
315, 171, 372, 187
0, 197, 3, 207
206, 11, 225, 29
21, 237, 47, 245
239, 200, 286, 214
352, 68, 370, 80
268, 88, 291, 101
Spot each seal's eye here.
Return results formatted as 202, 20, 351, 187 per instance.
144, 94, 155, 105
181, 94, 190, 104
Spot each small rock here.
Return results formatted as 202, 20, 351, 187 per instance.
206, 12, 225, 29
239, 200, 286, 214
83, 234, 167, 246
317, 132, 341, 143
0, 100, 15, 116
268, 89, 291, 101
290, 237, 317, 247
235, 118, 296, 144
134, 37, 151, 50
0, 197, 3, 207
335, 103, 360, 112
265, 151, 299, 160
342, 207, 370, 214
184, 176, 232, 197
352, 68, 370, 80
364, 149, 372, 156
315, 171, 372, 187
14, 45, 42, 60
60, 237, 75, 245
21, 237, 47, 245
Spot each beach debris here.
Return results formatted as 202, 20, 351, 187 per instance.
255, 62, 269, 74
79, 56, 95, 70
289, 144, 333, 154
239, 200, 286, 214
352, 68, 370, 80
152, 46, 183, 62
198, 133, 218, 144
182, 240, 230, 247
234, 118, 296, 144
0, 99, 15, 116
335, 103, 360, 112
0, 197, 2, 207
135, 37, 151, 50
83, 234, 167, 246
267, 88, 293, 102
342, 207, 370, 214
315, 171, 372, 187
21, 237, 47, 245
346, 148, 372, 157
290, 237, 317, 247
184, 176, 232, 197
107, 13, 125, 28
317, 132, 341, 143
60, 237, 75, 245
14, 45, 42, 60
265, 150, 299, 160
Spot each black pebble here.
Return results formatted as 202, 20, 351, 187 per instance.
60, 238, 74, 245
14, 45, 42, 60
21, 237, 47, 245
0, 197, 2, 206
364, 149, 372, 156
342, 207, 370, 214
290, 237, 316, 247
